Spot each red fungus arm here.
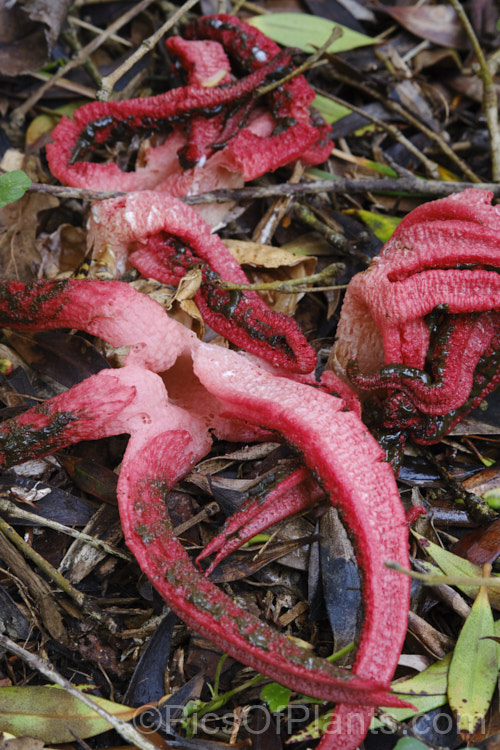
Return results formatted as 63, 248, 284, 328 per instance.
46, 14, 331, 195
196, 467, 324, 575
120, 424, 408, 710
194, 344, 411, 750
0, 278, 194, 372
0, 363, 409, 712
0, 274, 410, 718
165, 37, 232, 87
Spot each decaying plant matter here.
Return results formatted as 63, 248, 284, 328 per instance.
329, 189, 500, 445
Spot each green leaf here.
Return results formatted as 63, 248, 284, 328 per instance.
260, 682, 291, 712
483, 487, 500, 510
411, 530, 500, 610
393, 739, 430, 750
371, 653, 450, 728
392, 653, 451, 696
313, 94, 351, 124
448, 583, 500, 739
0, 685, 139, 742
0, 171, 31, 209
249, 13, 376, 55
351, 210, 401, 243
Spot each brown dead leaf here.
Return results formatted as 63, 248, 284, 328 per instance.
0, 193, 59, 280
378, 6, 468, 49
0, 150, 25, 173
451, 518, 500, 566
178, 299, 205, 339
224, 239, 316, 315
59, 503, 122, 584
172, 267, 203, 303
0, 0, 71, 76
36, 224, 87, 278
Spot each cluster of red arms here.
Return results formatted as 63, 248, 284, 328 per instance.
2, 14, 500, 749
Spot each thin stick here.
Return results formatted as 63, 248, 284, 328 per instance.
326, 68, 482, 183
97, 0, 201, 101
28, 175, 500, 205
256, 27, 343, 98
316, 87, 440, 179
68, 16, 134, 47
448, 0, 500, 181
215, 263, 346, 293
0, 516, 116, 628
0, 495, 131, 561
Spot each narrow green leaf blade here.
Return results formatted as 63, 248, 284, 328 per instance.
312, 94, 351, 124
0, 686, 138, 742
412, 530, 500, 610
0, 171, 31, 208
392, 652, 451, 696
249, 13, 376, 54
448, 584, 499, 739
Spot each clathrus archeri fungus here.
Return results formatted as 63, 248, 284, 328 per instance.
45, 14, 332, 208
0, 276, 412, 749
329, 189, 500, 445
88, 190, 317, 373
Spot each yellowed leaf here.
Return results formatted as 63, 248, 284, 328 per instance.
224, 239, 316, 314
0, 686, 141, 743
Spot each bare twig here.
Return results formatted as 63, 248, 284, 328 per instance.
68, 15, 134, 47
27, 175, 500, 205
182, 176, 500, 201
97, 0, 201, 101
0, 495, 131, 561
0, 516, 117, 628
448, 0, 500, 181
255, 26, 343, 98
315, 87, 441, 179
292, 203, 369, 262
215, 262, 346, 293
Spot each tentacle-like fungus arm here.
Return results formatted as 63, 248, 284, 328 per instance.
0, 365, 408, 711
88, 191, 317, 373
196, 466, 324, 575
194, 344, 411, 749
119, 421, 407, 708
330, 189, 500, 443
0, 278, 194, 372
